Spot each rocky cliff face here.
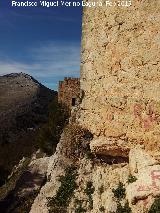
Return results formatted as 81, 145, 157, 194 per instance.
28, 122, 160, 213
0, 72, 57, 182
0, 72, 56, 142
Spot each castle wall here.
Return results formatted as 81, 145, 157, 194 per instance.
79, 0, 160, 151
58, 78, 80, 110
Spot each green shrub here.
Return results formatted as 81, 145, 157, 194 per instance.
127, 175, 137, 184
84, 181, 95, 209
112, 183, 132, 212
116, 201, 132, 213
112, 182, 126, 200
75, 206, 86, 213
149, 197, 160, 213
99, 206, 105, 212
75, 199, 86, 213
47, 166, 77, 213
36, 98, 69, 155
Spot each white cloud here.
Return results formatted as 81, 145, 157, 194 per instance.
0, 42, 80, 79
29, 42, 81, 77
0, 61, 30, 75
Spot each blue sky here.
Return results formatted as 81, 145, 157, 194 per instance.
0, 0, 82, 90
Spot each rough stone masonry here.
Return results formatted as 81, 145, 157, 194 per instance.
79, 0, 160, 153
29, 2, 160, 212
58, 77, 80, 110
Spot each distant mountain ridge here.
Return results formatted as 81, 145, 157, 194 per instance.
0, 72, 57, 181
2, 72, 43, 86
0, 72, 56, 134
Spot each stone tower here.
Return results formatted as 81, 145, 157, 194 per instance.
79, 0, 160, 152
58, 77, 80, 110
29, 2, 160, 213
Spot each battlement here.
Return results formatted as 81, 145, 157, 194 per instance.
58, 77, 80, 110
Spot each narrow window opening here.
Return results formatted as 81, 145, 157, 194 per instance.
72, 98, 76, 106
